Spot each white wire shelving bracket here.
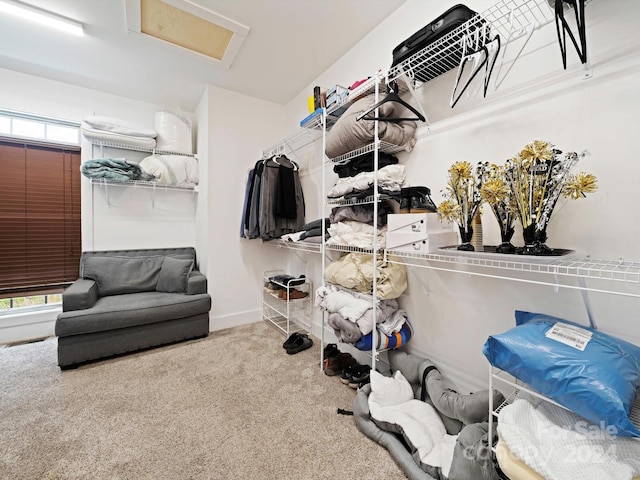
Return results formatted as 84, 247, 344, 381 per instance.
384, 248, 640, 298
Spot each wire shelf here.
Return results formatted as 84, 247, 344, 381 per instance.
327, 140, 408, 165
325, 243, 376, 254
387, 249, 640, 283
264, 239, 322, 254
89, 139, 196, 157
385, 247, 640, 297
262, 124, 323, 160
326, 193, 395, 206
388, 0, 558, 85
90, 178, 197, 192
326, 76, 380, 117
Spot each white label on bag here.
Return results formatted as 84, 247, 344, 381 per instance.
545, 322, 592, 351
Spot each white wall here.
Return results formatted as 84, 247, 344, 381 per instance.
202, 85, 306, 331
0, 68, 201, 343
285, 0, 640, 392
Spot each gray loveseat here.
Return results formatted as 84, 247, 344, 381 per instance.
55, 247, 211, 368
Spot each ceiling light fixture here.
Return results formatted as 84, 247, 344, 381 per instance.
0, 0, 84, 36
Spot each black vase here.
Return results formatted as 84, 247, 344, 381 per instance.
457, 225, 474, 251
496, 226, 516, 254
520, 224, 553, 256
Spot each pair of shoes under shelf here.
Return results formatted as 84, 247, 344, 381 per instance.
323, 347, 356, 376
278, 289, 308, 300
340, 364, 371, 389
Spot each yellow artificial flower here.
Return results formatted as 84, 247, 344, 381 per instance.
437, 199, 462, 223
519, 140, 553, 163
480, 178, 509, 205
448, 161, 473, 182
563, 172, 598, 199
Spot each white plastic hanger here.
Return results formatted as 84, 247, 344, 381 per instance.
494, 9, 535, 91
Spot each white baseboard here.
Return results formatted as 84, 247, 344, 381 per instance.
209, 309, 261, 331
0, 308, 59, 345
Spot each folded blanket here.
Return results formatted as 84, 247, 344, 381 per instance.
355, 299, 399, 336
379, 309, 408, 336
327, 164, 405, 199
315, 285, 372, 323
281, 231, 304, 242
81, 158, 155, 182
83, 115, 157, 138
81, 124, 157, 149
334, 151, 399, 178
326, 93, 417, 159
330, 202, 393, 226
327, 221, 387, 249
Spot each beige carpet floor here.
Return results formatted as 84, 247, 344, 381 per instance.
0, 321, 407, 480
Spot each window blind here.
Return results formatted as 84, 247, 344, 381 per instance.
0, 140, 81, 298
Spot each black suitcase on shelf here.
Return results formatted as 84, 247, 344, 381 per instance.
391, 4, 479, 83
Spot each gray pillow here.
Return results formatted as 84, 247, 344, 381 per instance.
82, 255, 165, 297
156, 257, 194, 293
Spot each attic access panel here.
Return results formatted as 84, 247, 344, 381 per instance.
125, 0, 249, 68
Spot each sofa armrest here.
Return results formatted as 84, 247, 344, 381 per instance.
62, 278, 98, 311
187, 270, 208, 295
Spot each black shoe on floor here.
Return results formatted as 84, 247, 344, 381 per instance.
283, 332, 306, 350
340, 364, 359, 385
286, 335, 313, 355
348, 365, 371, 389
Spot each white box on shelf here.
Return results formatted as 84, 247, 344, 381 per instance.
386, 231, 458, 253
387, 213, 452, 234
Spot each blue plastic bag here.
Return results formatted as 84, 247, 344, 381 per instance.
483, 310, 640, 437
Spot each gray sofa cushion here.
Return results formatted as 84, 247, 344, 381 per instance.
82, 255, 165, 296
156, 257, 194, 293
55, 292, 211, 336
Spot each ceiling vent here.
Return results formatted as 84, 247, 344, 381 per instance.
125, 0, 249, 68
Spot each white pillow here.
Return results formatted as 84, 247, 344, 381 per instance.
139, 154, 199, 186
369, 370, 414, 407
83, 115, 157, 138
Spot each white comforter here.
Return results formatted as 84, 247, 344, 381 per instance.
368, 370, 457, 478
327, 164, 405, 198
326, 221, 387, 248
498, 396, 640, 480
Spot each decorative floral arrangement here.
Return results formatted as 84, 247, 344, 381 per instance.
478, 162, 517, 253
501, 140, 598, 255
437, 161, 483, 251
